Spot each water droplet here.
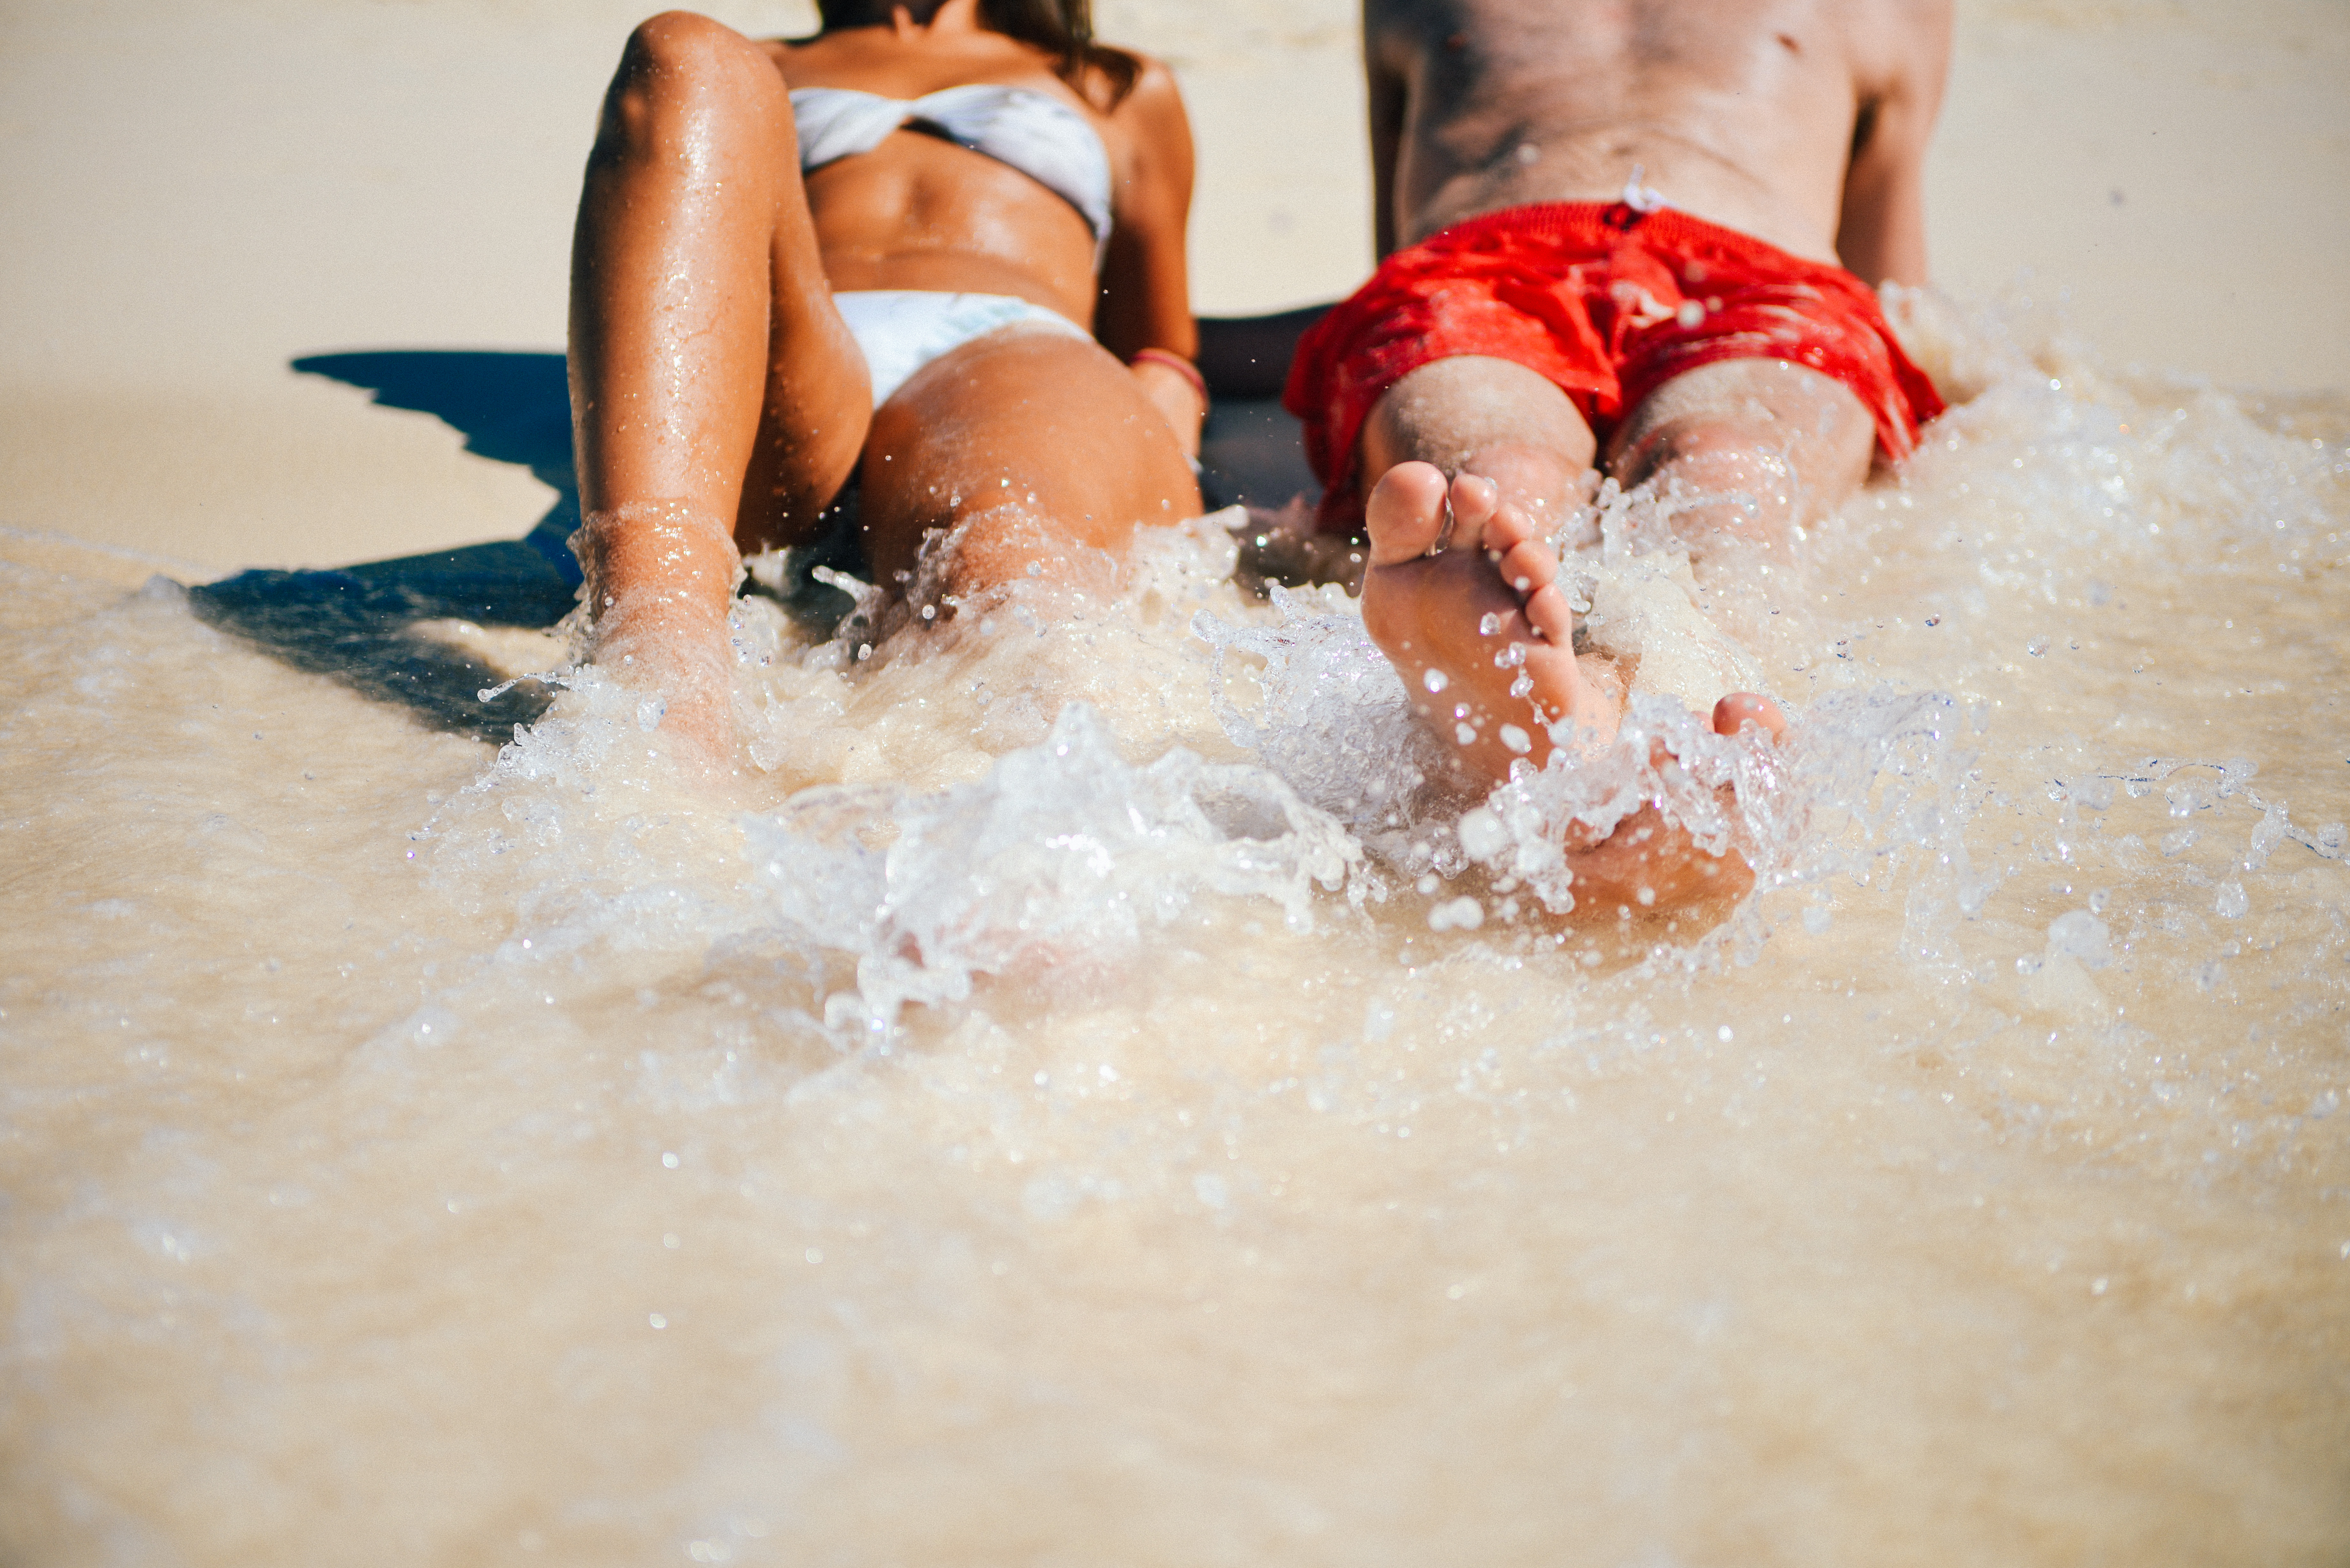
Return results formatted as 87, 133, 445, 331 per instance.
2214, 881, 2249, 919
1478, 613, 1503, 636
1499, 724, 1532, 754
1423, 668, 1450, 693
2046, 910, 2113, 970
1457, 808, 1508, 858
1428, 896, 1484, 931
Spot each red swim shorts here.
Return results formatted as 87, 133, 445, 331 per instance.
1282, 201, 1946, 533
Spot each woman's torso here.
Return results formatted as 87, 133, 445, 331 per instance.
764, 27, 1126, 326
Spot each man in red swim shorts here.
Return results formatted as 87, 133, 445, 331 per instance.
1285, 0, 1952, 910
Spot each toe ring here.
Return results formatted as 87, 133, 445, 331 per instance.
1425, 491, 1457, 558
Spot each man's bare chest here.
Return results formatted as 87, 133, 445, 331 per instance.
1365, 0, 1862, 102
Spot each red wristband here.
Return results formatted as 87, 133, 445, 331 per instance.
1130, 347, 1209, 405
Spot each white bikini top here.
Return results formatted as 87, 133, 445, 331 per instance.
790, 84, 1114, 249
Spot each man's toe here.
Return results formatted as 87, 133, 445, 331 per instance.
1364, 462, 1452, 564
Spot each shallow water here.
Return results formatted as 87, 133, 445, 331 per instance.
4, 301, 2347, 1564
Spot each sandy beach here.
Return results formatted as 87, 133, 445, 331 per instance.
3, 3, 2346, 1563
3, 0, 2343, 573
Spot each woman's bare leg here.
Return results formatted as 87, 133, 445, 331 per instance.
857, 330, 1201, 594
567, 11, 869, 749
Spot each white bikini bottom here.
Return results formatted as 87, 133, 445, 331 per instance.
832, 290, 1091, 408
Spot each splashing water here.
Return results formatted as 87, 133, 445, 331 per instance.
747, 702, 1360, 1032
3, 296, 2347, 1562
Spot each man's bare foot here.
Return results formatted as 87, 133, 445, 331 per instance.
1359, 461, 1617, 785
1553, 693, 1789, 914
1358, 461, 1794, 916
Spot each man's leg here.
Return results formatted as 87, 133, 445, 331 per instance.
1355, 352, 1875, 775
1354, 356, 1619, 785
1604, 358, 1877, 551
1359, 356, 1596, 527
1518, 359, 1874, 913
1350, 353, 1871, 918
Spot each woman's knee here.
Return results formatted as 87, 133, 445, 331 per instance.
600, 12, 777, 149
622, 11, 762, 75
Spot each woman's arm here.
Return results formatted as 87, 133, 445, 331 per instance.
1091, 57, 1205, 457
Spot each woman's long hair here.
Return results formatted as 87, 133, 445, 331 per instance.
816, 0, 1141, 106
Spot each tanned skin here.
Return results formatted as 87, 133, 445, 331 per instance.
1350, 0, 1951, 915
569, 1, 1203, 764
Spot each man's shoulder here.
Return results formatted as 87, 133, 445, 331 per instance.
1833, 0, 1955, 91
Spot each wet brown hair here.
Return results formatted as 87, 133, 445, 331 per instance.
815, 0, 1141, 107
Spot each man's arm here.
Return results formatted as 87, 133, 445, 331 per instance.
1835, 0, 1952, 288
1366, 15, 1409, 259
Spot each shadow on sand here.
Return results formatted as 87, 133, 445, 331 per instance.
187, 351, 583, 743
189, 326, 1322, 743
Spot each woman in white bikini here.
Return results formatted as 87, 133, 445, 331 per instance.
568, 0, 1205, 755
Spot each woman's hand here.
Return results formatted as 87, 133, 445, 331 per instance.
1128, 352, 1206, 460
